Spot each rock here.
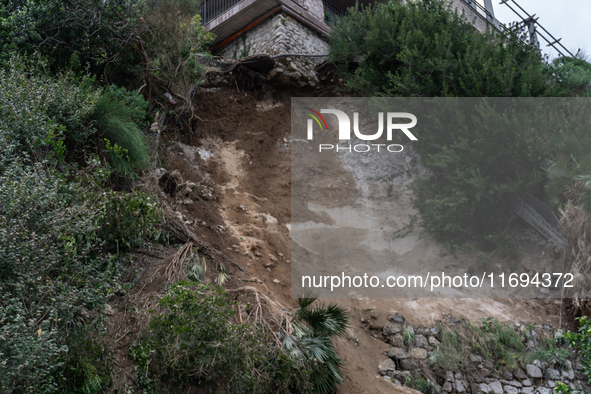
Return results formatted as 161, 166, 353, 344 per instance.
415, 334, 429, 348
545, 368, 561, 380
378, 359, 396, 376
480, 368, 492, 377
526, 340, 535, 349
429, 336, 441, 346
455, 373, 464, 380
389, 313, 406, 323
546, 380, 556, 388
406, 326, 415, 337
382, 375, 396, 384
455, 380, 468, 393
521, 387, 534, 394
272, 279, 280, 284
526, 364, 543, 379
471, 354, 484, 363
383, 323, 404, 336
535, 388, 551, 394
505, 385, 520, 394
401, 359, 419, 370
489, 380, 504, 394
446, 371, 454, 382
503, 371, 514, 380
562, 369, 575, 380
514, 368, 528, 380
431, 324, 441, 337
479, 383, 492, 394
501, 380, 522, 388
386, 347, 409, 360
410, 348, 428, 359
474, 374, 485, 383
392, 334, 405, 348
564, 360, 573, 370
392, 379, 402, 386
533, 360, 546, 369
443, 382, 453, 392
522, 379, 532, 387
484, 360, 496, 370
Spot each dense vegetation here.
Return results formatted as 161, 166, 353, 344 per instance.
330, 0, 591, 247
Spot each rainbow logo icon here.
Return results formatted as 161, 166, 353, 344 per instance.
302, 107, 328, 131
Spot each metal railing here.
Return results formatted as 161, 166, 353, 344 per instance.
198, 0, 244, 25
498, 0, 575, 58
323, 0, 345, 25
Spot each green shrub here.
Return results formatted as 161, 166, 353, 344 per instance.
0, 158, 111, 393
139, 0, 215, 103
98, 190, 162, 251
131, 285, 349, 393
564, 316, 591, 384
0, 56, 99, 153
327, 1, 591, 246
131, 282, 304, 393
329, 0, 555, 97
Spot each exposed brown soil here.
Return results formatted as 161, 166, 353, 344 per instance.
105, 85, 563, 393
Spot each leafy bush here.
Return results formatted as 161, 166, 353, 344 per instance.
99, 190, 162, 251
0, 56, 99, 153
131, 285, 349, 393
553, 56, 591, 97
0, 157, 110, 392
330, 0, 555, 97
0, 55, 151, 179
131, 282, 301, 393
326, 1, 591, 246
0, 0, 143, 79
564, 316, 591, 384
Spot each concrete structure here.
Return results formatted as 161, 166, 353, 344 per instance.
199, 0, 499, 85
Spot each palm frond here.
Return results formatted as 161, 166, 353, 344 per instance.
295, 303, 349, 338
297, 290, 319, 310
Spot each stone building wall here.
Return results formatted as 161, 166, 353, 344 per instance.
301, 0, 325, 21
216, 13, 330, 86
216, 13, 329, 59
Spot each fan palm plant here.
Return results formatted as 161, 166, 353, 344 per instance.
279, 293, 349, 393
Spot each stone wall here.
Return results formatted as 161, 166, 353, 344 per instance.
301, 0, 325, 21
375, 313, 587, 394
216, 13, 330, 86
216, 12, 329, 59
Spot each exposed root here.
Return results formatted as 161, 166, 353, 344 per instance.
164, 217, 250, 274
164, 242, 194, 283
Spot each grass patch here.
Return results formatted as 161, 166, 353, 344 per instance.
430, 317, 570, 373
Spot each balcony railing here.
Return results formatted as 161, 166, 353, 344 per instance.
323, 0, 345, 25
198, 0, 244, 25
